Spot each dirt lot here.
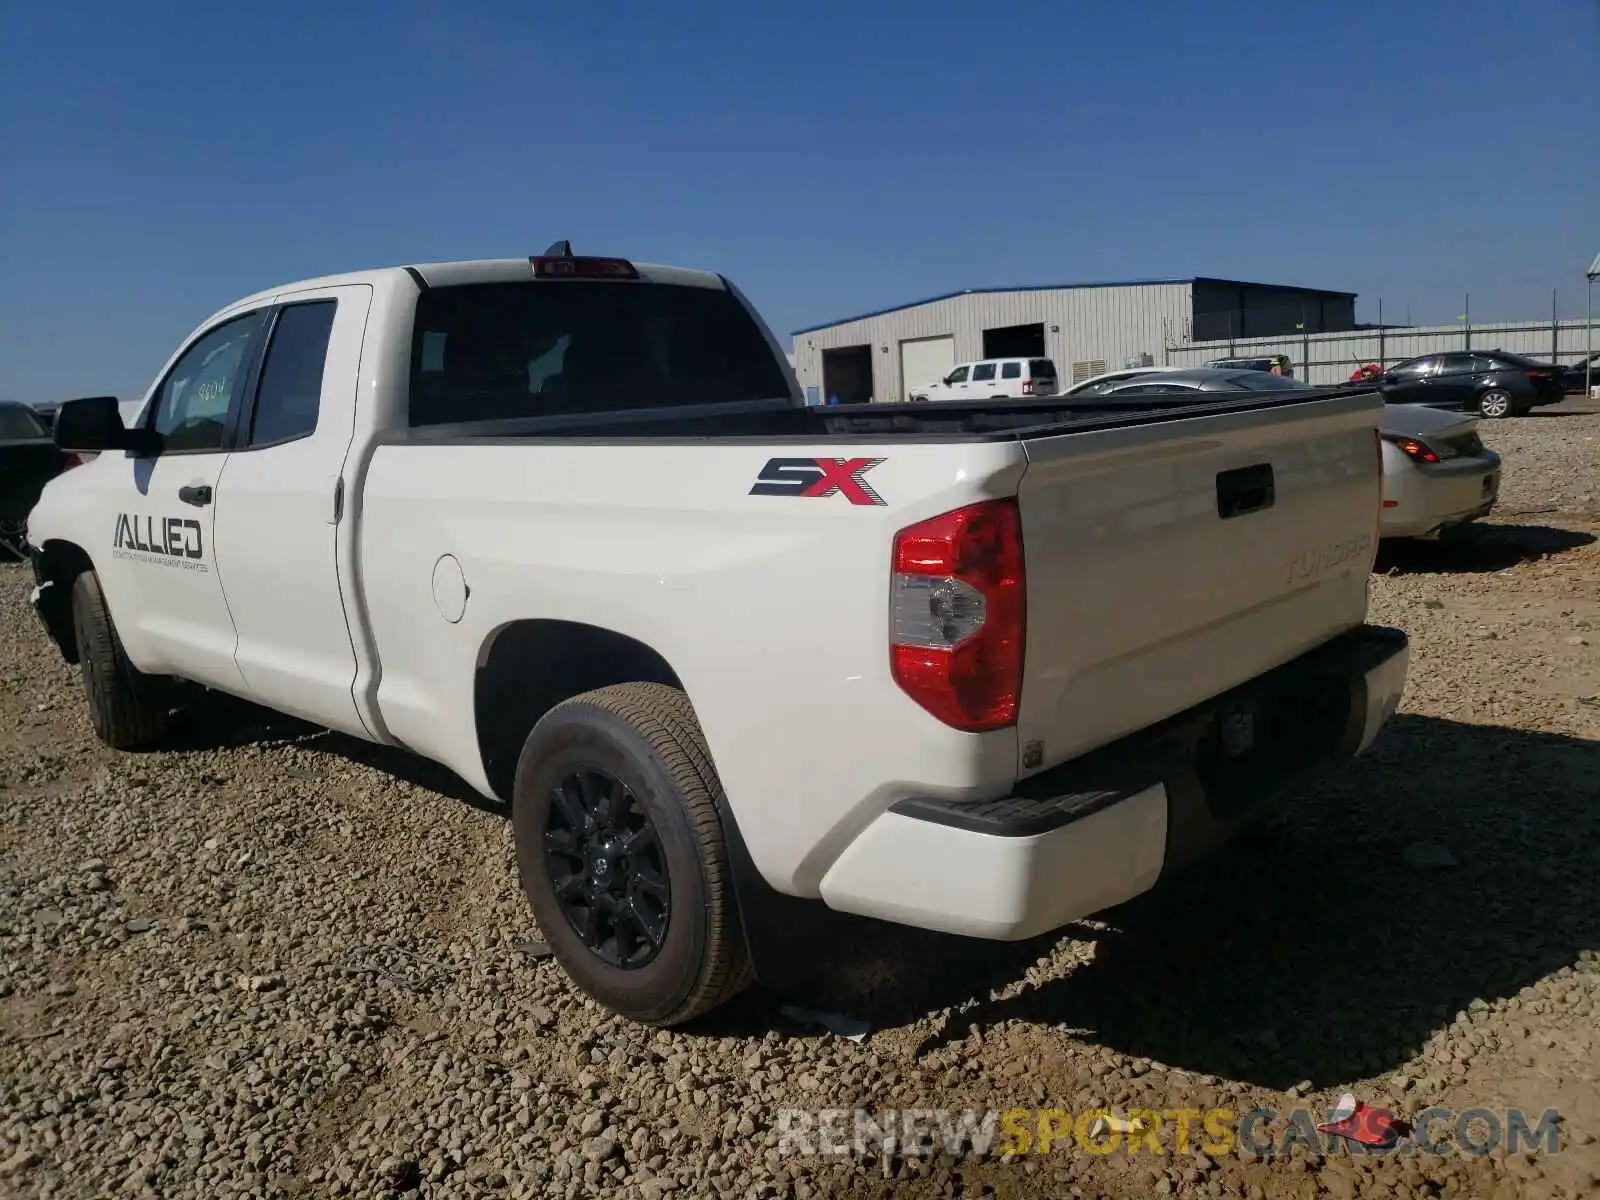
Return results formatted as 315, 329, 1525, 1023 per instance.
2, 405, 1598, 1200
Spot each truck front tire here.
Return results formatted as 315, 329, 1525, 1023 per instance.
70, 570, 168, 750
511, 683, 751, 1025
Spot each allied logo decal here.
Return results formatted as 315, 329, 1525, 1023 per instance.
112, 513, 209, 573
749, 457, 886, 506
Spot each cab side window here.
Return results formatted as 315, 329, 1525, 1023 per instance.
971, 363, 997, 382
150, 312, 266, 453
249, 302, 336, 446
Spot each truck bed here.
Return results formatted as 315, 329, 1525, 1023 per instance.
385, 386, 1382, 445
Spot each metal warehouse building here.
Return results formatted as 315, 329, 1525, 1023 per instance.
791, 277, 1358, 405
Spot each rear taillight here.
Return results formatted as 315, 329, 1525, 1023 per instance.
890, 499, 1025, 732
61, 454, 86, 471
1387, 436, 1440, 464
1021, 379, 1034, 395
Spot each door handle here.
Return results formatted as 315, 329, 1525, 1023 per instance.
178, 485, 213, 507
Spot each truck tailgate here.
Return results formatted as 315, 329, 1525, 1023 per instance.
1014, 390, 1382, 774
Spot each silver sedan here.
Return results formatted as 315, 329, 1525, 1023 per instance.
1376, 403, 1499, 539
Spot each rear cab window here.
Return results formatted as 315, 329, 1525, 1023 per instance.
1029, 359, 1056, 380
1000, 362, 1022, 379
408, 280, 792, 427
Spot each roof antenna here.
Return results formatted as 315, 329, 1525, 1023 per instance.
543, 240, 572, 257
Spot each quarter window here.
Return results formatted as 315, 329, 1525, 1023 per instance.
250, 302, 336, 446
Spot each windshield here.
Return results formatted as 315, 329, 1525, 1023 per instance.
0, 405, 47, 439
409, 281, 793, 427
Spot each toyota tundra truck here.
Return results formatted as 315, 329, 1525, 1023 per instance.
26, 246, 1409, 1025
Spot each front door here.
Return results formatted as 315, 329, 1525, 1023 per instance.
1381, 357, 1439, 406
103, 310, 269, 693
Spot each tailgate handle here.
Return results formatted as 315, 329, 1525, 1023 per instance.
1216, 463, 1275, 519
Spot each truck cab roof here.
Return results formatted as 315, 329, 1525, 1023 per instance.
225, 257, 729, 316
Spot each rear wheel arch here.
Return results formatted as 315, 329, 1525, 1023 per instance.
473, 619, 688, 800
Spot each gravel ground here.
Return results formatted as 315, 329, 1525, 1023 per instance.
3, 402, 1599, 1200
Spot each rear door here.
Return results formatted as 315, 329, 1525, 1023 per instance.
1030, 359, 1059, 396
209, 285, 372, 736
999, 360, 1024, 397
1013, 390, 1382, 771
1432, 354, 1483, 408
971, 361, 999, 396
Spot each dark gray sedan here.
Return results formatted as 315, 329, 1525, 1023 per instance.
0, 401, 75, 558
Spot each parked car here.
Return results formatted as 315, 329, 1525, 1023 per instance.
1375, 352, 1564, 418
1091, 367, 1313, 397
1377, 405, 1499, 539
1561, 352, 1600, 394
1060, 365, 1180, 396
0, 400, 78, 558
909, 357, 1059, 402
28, 247, 1407, 1026
1203, 354, 1294, 377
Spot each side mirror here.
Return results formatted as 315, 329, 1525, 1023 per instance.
53, 397, 156, 456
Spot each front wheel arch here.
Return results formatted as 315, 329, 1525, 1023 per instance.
32, 539, 96, 664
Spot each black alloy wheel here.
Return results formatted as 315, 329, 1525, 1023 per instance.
544, 768, 671, 968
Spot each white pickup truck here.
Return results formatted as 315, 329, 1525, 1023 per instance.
27, 247, 1409, 1025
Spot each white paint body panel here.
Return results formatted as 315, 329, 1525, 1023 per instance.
28, 257, 1404, 941
1015, 394, 1381, 772
356, 437, 1028, 892
212, 283, 373, 735
819, 784, 1169, 939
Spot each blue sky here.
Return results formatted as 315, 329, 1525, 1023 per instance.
1, 0, 1596, 402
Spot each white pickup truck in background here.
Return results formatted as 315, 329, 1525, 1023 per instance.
27, 246, 1409, 1025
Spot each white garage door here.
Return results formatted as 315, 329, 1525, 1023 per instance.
899, 335, 956, 402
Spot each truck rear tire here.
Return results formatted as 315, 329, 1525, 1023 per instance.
511, 683, 751, 1025
70, 570, 168, 750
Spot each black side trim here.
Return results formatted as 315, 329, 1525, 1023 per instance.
889, 786, 1145, 837
404, 266, 430, 292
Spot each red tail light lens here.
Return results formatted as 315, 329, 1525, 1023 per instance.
890, 499, 1025, 732
1390, 436, 1440, 464
1021, 379, 1034, 395
61, 453, 86, 471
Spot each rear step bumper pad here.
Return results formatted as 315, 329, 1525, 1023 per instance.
816, 624, 1409, 941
